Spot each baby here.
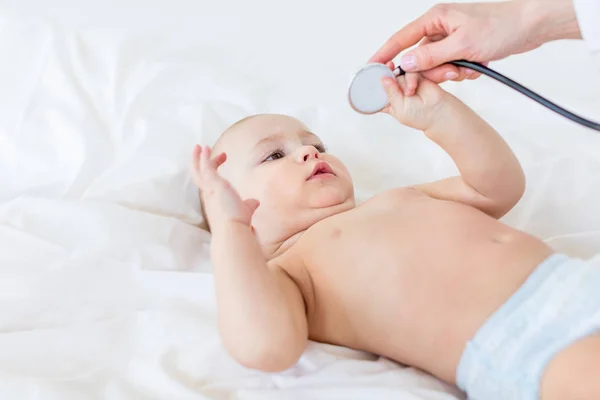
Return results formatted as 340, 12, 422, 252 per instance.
190, 72, 600, 400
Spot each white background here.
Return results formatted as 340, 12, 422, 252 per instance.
0, 0, 599, 399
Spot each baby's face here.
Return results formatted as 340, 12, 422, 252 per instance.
215, 114, 355, 242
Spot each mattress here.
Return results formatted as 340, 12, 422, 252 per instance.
1, 0, 599, 398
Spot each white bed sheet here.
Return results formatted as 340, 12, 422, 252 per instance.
0, 1, 599, 399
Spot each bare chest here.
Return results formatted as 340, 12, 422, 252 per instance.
298, 188, 498, 275
281, 189, 550, 379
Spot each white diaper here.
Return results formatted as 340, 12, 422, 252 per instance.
456, 253, 600, 400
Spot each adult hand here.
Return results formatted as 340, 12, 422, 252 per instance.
369, 0, 582, 95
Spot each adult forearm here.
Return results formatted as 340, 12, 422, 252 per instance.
522, 0, 582, 45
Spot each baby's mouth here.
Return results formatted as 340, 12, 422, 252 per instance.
308, 162, 335, 180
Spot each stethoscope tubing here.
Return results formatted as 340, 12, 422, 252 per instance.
394, 60, 600, 132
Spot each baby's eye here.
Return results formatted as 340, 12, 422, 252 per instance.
313, 143, 326, 153
264, 150, 285, 162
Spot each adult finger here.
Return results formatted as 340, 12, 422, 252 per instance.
368, 13, 432, 65
400, 33, 463, 72
421, 65, 462, 83
463, 68, 477, 80
414, 36, 461, 83
420, 61, 490, 83
414, 36, 462, 83
465, 62, 489, 80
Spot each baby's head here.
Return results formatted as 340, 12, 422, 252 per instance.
201, 114, 355, 246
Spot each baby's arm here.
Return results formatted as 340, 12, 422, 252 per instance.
191, 145, 307, 372
212, 221, 307, 372
415, 94, 525, 218
382, 74, 525, 218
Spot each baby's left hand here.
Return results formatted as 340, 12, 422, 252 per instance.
381, 71, 451, 132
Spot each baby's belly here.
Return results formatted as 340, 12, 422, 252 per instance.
302, 199, 553, 384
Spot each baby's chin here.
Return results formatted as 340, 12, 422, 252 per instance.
250, 196, 355, 251
307, 185, 354, 209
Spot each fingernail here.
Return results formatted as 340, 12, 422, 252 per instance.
381, 77, 393, 88
465, 68, 475, 76
399, 54, 417, 71
444, 71, 459, 80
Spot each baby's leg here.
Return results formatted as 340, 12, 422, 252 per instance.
540, 333, 600, 400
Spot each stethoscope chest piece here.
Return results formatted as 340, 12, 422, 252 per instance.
347, 60, 600, 131
347, 63, 397, 114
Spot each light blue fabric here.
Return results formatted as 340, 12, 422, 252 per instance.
456, 253, 600, 400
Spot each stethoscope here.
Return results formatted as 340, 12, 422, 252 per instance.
347, 60, 600, 132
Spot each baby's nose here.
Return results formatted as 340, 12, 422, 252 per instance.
298, 146, 320, 162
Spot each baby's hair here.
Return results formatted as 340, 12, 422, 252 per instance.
198, 114, 263, 233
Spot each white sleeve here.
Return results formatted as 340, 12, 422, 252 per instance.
573, 0, 600, 54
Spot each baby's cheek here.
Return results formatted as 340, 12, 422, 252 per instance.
264, 175, 292, 198
234, 176, 260, 202
330, 159, 352, 182
263, 175, 298, 206
245, 167, 298, 204
242, 174, 279, 202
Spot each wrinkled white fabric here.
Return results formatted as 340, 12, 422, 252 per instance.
0, 0, 599, 399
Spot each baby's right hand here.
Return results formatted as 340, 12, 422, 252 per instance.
191, 145, 259, 230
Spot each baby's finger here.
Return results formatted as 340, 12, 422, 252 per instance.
395, 75, 407, 95
243, 198, 260, 215
190, 145, 204, 187
191, 145, 201, 173
200, 146, 220, 185
380, 76, 404, 115
211, 152, 227, 170
386, 61, 395, 71
403, 72, 420, 96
